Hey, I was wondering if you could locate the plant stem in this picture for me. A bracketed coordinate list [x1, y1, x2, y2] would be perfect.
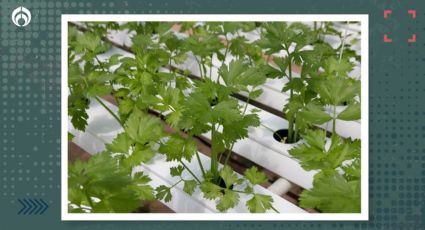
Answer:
[84, 191, 94, 208]
[271, 205, 280, 213]
[180, 160, 201, 184]
[170, 179, 184, 189]
[223, 143, 235, 167]
[216, 35, 229, 84]
[201, 57, 207, 80]
[242, 91, 251, 115]
[195, 151, 206, 178]
[232, 189, 250, 194]
[194, 56, 204, 79]
[330, 22, 349, 136]
[224, 91, 251, 166]
[95, 56, 106, 70]
[332, 105, 337, 135]
[94, 96, 122, 125]
[338, 24, 348, 63]
[260, 123, 275, 133]
[95, 56, 120, 104]
[288, 58, 293, 96]
[287, 55, 295, 143]
[210, 124, 218, 178]
[209, 54, 213, 80]
[294, 125, 299, 143]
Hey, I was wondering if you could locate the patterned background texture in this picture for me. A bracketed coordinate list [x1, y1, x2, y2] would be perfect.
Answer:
[0, 0, 425, 229]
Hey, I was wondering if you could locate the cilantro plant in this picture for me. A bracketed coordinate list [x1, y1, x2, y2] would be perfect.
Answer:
[68, 22, 278, 213]
[68, 21, 362, 214]
[283, 22, 362, 213]
[68, 152, 155, 213]
[257, 22, 326, 143]
[154, 22, 277, 212]
[67, 25, 160, 213]
[288, 130, 361, 213]
[257, 22, 360, 143]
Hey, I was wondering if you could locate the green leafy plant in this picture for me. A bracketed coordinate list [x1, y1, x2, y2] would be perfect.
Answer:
[68, 21, 362, 214]
[152, 22, 276, 212]
[68, 152, 155, 213]
[289, 130, 361, 213]
[68, 22, 280, 213]
[257, 22, 326, 143]
[282, 22, 362, 213]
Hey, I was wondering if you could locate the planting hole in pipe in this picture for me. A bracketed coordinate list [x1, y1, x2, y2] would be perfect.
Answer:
[209, 97, 219, 107]
[218, 176, 234, 194]
[273, 129, 300, 144]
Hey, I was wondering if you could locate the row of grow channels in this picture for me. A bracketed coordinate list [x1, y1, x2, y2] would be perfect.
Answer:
[68, 21, 361, 213]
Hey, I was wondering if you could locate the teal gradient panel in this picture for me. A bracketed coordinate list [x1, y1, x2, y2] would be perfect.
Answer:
[1, 0, 425, 229]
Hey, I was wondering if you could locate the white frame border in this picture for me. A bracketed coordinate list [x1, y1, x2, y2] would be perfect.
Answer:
[61, 14, 369, 221]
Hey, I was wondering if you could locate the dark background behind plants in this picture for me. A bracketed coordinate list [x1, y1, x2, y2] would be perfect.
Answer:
[0, 0, 424, 229]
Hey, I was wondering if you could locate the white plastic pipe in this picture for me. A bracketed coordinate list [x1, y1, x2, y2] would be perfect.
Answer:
[267, 178, 292, 196]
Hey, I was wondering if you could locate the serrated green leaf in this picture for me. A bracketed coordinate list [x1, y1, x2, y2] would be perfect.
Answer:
[289, 129, 360, 171]
[132, 184, 155, 201]
[324, 57, 354, 77]
[299, 175, 360, 213]
[297, 101, 332, 125]
[212, 100, 242, 123]
[118, 99, 135, 117]
[311, 78, 360, 106]
[219, 166, 239, 188]
[124, 109, 164, 145]
[282, 78, 304, 92]
[106, 132, 133, 154]
[288, 130, 327, 171]
[246, 194, 273, 213]
[159, 135, 197, 162]
[250, 89, 263, 99]
[327, 137, 360, 168]
[342, 159, 361, 180]
[273, 57, 290, 73]
[86, 85, 112, 97]
[244, 167, 268, 185]
[170, 165, 185, 177]
[76, 32, 104, 52]
[123, 144, 155, 167]
[155, 185, 172, 202]
[183, 180, 197, 195]
[219, 59, 266, 90]
[68, 91, 90, 131]
[289, 142, 326, 171]
[244, 185, 253, 194]
[87, 73, 117, 84]
[68, 152, 154, 213]
[166, 109, 183, 128]
[217, 189, 239, 212]
[106, 190, 141, 213]
[337, 103, 360, 121]
[200, 182, 222, 200]
[221, 113, 260, 145]
[133, 171, 152, 184]
[303, 129, 327, 151]
[181, 92, 213, 134]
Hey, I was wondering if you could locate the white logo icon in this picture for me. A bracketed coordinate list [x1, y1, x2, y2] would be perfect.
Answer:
[11, 6, 31, 27]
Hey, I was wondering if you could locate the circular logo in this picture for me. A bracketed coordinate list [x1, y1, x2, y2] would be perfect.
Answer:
[11, 6, 31, 27]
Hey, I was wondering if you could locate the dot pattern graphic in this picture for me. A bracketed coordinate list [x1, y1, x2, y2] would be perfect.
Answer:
[0, 0, 425, 229]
